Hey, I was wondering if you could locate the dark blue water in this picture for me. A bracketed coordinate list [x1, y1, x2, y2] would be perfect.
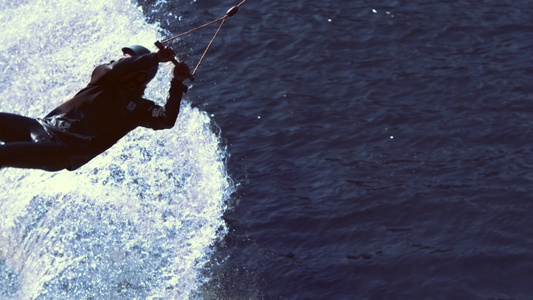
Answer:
[161, 0, 533, 299]
[2, 0, 533, 298]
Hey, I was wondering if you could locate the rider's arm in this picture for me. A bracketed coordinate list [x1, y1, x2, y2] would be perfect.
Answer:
[141, 78, 188, 130]
[141, 62, 190, 129]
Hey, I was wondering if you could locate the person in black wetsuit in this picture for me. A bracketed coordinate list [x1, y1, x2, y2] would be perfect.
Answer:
[0, 45, 191, 171]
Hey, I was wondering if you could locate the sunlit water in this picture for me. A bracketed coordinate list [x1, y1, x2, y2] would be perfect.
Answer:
[0, 0, 233, 298]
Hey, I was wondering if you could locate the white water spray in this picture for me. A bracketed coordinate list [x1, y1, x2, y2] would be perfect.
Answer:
[0, 0, 233, 298]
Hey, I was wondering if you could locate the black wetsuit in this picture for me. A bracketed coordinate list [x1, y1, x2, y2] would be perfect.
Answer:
[0, 53, 186, 171]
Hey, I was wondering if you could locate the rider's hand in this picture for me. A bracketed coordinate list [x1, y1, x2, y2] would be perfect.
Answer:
[173, 61, 191, 82]
[156, 46, 176, 63]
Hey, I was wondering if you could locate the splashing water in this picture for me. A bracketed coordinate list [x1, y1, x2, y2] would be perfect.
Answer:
[0, 0, 233, 298]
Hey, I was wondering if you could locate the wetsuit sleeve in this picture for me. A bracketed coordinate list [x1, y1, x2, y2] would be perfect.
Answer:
[141, 78, 188, 130]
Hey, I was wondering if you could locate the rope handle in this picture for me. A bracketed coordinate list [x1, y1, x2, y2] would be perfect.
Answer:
[154, 41, 195, 81]
[156, 0, 247, 78]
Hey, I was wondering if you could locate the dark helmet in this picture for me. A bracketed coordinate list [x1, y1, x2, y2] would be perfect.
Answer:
[121, 45, 158, 84]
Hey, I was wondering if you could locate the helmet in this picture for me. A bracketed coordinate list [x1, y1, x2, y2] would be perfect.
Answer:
[122, 45, 151, 56]
[122, 45, 158, 84]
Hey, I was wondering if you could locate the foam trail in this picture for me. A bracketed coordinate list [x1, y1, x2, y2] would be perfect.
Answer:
[0, 0, 233, 298]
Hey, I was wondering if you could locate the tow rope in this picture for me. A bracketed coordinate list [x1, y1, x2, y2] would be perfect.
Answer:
[155, 0, 248, 81]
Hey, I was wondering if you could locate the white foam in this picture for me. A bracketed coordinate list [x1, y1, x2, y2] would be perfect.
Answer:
[0, 0, 232, 298]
